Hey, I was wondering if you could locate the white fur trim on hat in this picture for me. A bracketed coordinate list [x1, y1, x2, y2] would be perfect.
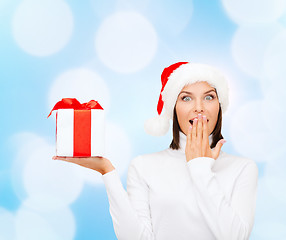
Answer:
[144, 113, 170, 136]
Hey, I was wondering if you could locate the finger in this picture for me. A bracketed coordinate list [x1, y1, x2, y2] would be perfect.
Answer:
[202, 115, 209, 149]
[192, 118, 198, 141]
[212, 139, 226, 159]
[187, 124, 192, 146]
[185, 124, 193, 161]
[197, 114, 203, 145]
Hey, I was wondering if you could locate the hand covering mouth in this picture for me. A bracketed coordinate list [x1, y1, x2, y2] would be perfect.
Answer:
[189, 119, 209, 125]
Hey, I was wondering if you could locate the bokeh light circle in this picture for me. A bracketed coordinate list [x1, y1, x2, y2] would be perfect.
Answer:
[147, 0, 193, 36]
[12, 0, 73, 56]
[229, 100, 284, 162]
[23, 144, 84, 205]
[263, 30, 286, 82]
[263, 153, 286, 203]
[15, 203, 75, 240]
[231, 23, 284, 78]
[252, 221, 286, 240]
[11, 132, 48, 200]
[0, 208, 15, 240]
[11, 132, 84, 205]
[95, 11, 158, 73]
[48, 68, 110, 113]
[222, 0, 286, 24]
[260, 88, 286, 138]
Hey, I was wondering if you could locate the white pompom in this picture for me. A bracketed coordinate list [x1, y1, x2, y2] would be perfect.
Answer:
[144, 114, 170, 136]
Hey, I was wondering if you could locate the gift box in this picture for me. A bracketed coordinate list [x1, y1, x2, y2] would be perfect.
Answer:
[48, 98, 105, 157]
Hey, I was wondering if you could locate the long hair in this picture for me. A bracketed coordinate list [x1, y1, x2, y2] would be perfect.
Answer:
[169, 104, 224, 150]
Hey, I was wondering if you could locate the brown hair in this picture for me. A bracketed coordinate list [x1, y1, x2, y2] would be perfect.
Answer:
[169, 104, 224, 150]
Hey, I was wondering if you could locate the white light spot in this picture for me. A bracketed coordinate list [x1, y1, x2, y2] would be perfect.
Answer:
[147, 0, 193, 36]
[15, 203, 75, 240]
[95, 11, 158, 73]
[254, 177, 286, 240]
[279, 11, 286, 28]
[89, 0, 116, 19]
[222, 0, 286, 24]
[22, 194, 69, 212]
[0, 208, 15, 240]
[12, 0, 73, 56]
[16, 209, 59, 240]
[249, 161, 286, 239]
[261, 89, 286, 138]
[11, 132, 48, 200]
[263, 30, 286, 83]
[229, 100, 284, 162]
[261, 31, 286, 134]
[231, 23, 284, 78]
[11, 132, 84, 205]
[252, 221, 286, 240]
[263, 154, 286, 203]
[254, 178, 272, 220]
[48, 68, 110, 114]
[23, 145, 84, 205]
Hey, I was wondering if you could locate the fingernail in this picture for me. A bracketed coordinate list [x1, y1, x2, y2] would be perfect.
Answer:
[221, 140, 226, 144]
[198, 114, 202, 119]
[194, 118, 198, 122]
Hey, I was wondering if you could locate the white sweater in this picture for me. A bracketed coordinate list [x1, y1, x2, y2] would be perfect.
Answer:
[102, 132, 258, 240]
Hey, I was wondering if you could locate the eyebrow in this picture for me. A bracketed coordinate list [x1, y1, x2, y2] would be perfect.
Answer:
[179, 89, 216, 95]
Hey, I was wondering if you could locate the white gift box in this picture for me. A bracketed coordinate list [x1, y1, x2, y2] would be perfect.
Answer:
[56, 109, 105, 157]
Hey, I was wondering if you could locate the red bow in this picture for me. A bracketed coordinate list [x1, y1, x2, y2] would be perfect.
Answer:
[47, 98, 103, 118]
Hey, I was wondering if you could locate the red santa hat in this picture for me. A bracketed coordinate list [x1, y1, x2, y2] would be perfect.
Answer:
[144, 62, 229, 136]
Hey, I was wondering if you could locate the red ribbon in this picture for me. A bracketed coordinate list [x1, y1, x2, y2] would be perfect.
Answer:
[73, 110, 91, 156]
[47, 98, 103, 118]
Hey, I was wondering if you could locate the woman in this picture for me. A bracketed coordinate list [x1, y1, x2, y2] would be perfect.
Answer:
[54, 62, 258, 240]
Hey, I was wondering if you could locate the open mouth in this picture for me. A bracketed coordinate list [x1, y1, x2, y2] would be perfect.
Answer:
[189, 119, 209, 125]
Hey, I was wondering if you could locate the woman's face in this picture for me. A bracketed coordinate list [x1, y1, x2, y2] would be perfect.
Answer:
[175, 81, 220, 136]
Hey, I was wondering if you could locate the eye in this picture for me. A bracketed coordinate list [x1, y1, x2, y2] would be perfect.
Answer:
[205, 94, 215, 100]
[182, 96, 191, 102]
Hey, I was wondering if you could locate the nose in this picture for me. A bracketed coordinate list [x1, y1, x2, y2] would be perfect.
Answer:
[194, 100, 204, 113]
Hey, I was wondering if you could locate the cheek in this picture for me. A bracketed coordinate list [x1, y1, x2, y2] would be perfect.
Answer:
[175, 104, 188, 129]
[209, 109, 219, 128]
[175, 104, 187, 121]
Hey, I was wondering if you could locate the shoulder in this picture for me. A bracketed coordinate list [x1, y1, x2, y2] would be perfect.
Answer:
[217, 151, 258, 174]
[219, 151, 255, 164]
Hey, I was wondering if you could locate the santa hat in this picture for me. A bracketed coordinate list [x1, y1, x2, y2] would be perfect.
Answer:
[144, 62, 229, 136]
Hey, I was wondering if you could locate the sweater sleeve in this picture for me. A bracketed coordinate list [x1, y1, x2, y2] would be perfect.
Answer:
[187, 157, 258, 240]
[101, 157, 155, 240]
